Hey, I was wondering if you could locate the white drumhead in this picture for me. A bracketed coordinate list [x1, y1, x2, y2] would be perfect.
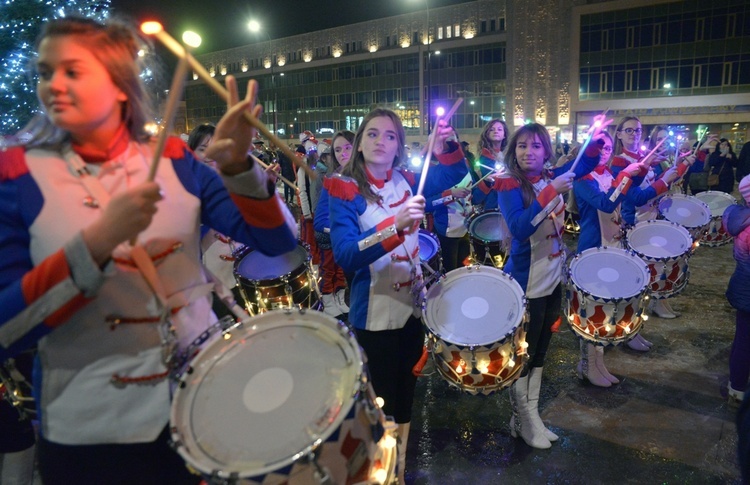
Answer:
[569, 247, 649, 299]
[658, 194, 711, 229]
[423, 266, 525, 346]
[694, 191, 737, 218]
[626, 220, 692, 259]
[418, 229, 440, 261]
[236, 244, 308, 281]
[469, 211, 507, 243]
[171, 310, 362, 478]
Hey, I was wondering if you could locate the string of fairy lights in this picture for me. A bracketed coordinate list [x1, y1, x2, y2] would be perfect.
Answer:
[0, 0, 110, 134]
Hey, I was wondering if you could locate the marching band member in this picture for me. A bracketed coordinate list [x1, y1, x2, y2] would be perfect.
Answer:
[471, 118, 509, 211]
[328, 108, 467, 484]
[0, 16, 296, 483]
[494, 118, 610, 449]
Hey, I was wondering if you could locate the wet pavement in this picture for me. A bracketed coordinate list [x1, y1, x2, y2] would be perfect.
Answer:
[403, 230, 742, 484]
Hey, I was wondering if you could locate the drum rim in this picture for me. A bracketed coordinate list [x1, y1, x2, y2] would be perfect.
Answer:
[233, 242, 311, 284]
[568, 246, 650, 301]
[657, 194, 711, 229]
[694, 190, 738, 217]
[418, 229, 440, 260]
[170, 310, 364, 478]
[423, 265, 526, 347]
[626, 220, 693, 261]
[467, 210, 506, 243]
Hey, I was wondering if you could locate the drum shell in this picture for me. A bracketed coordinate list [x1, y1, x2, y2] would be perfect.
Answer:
[564, 247, 649, 346]
[418, 229, 443, 290]
[422, 265, 528, 395]
[170, 310, 396, 484]
[695, 191, 737, 247]
[465, 209, 510, 269]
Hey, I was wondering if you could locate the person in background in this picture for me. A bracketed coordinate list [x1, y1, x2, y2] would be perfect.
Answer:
[297, 135, 322, 266]
[328, 108, 467, 484]
[707, 138, 737, 194]
[493, 117, 611, 449]
[472, 118, 509, 211]
[686, 134, 718, 196]
[0, 16, 297, 483]
[737, 142, 750, 188]
[275, 139, 297, 205]
[723, 175, 750, 407]
[314, 130, 355, 317]
[187, 123, 215, 169]
[646, 125, 671, 178]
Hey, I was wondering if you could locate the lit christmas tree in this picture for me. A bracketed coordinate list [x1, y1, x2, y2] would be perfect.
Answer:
[0, 0, 110, 135]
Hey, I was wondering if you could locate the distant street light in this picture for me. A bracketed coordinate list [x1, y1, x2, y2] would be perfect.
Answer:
[247, 18, 278, 136]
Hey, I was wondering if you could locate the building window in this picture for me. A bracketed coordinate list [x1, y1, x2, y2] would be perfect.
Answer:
[650, 68, 660, 90]
[481, 20, 487, 33]
[600, 72, 609, 93]
[625, 70, 634, 92]
[455, 24, 460, 37]
[447, 25, 452, 38]
[626, 27, 635, 49]
[695, 18, 705, 41]
[727, 14, 737, 38]
[653, 24, 662, 46]
[499, 18, 505, 31]
[692, 65, 702, 88]
[438, 26, 443, 40]
[601, 29, 609, 51]
[723, 62, 733, 86]
[490, 19, 496, 32]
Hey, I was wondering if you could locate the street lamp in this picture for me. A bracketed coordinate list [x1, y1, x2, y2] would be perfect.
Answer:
[411, 0, 431, 135]
[248, 19, 277, 136]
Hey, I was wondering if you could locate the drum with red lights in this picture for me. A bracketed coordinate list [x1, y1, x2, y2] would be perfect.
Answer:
[170, 310, 397, 484]
[421, 265, 528, 395]
[694, 191, 737, 247]
[625, 220, 693, 299]
[465, 209, 510, 269]
[565, 247, 650, 346]
[657, 193, 711, 242]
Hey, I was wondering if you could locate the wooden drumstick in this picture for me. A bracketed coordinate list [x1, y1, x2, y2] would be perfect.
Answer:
[141, 21, 316, 180]
[416, 98, 464, 197]
[248, 153, 299, 194]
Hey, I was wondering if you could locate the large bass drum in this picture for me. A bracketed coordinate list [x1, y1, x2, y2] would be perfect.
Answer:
[171, 310, 397, 484]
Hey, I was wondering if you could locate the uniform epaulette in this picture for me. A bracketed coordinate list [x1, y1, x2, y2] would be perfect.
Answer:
[0, 146, 29, 181]
[397, 168, 417, 186]
[327, 173, 360, 200]
[581, 173, 596, 182]
[493, 174, 520, 192]
[163, 136, 188, 159]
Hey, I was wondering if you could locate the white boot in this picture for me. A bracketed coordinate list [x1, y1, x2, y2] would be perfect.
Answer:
[650, 299, 677, 319]
[662, 299, 681, 317]
[627, 333, 650, 352]
[0, 445, 36, 485]
[396, 422, 411, 485]
[527, 367, 559, 441]
[334, 288, 350, 313]
[576, 342, 611, 387]
[509, 375, 552, 449]
[594, 346, 619, 384]
[320, 294, 341, 317]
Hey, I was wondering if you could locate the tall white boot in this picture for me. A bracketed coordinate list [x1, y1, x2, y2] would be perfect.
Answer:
[396, 422, 411, 485]
[509, 375, 551, 449]
[594, 346, 619, 384]
[320, 293, 341, 317]
[0, 445, 36, 485]
[627, 333, 651, 352]
[576, 341, 611, 387]
[334, 288, 349, 313]
[527, 367, 559, 442]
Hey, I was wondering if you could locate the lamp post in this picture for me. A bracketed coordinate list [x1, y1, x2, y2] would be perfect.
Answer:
[411, 0, 431, 136]
[248, 19, 277, 136]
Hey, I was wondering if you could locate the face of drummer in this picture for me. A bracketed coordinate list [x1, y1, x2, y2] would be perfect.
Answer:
[616, 119, 642, 152]
[515, 132, 547, 176]
[36, 35, 127, 146]
[599, 136, 614, 166]
[358, 116, 399, 175]
[333, 136, 353, 167]
[488, 121, 505, 144]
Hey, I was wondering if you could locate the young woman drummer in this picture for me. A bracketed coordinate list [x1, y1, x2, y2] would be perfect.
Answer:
[493, 117, 611, 449]
[0, 16, 297, 483]
[328, 108, 467, 483]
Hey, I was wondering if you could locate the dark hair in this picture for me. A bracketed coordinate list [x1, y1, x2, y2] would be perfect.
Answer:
[613, 116, 641, 156]
[23, 16, 154, 149]
[477, 119, 509, 155]
[342, 108, 406, 204]
[187, 124, 215, 151]
[295, 144, 307, 154]
[504, 123, 553, 207]
[719, 138, 735, 155]
[648, 125, 668, 150]
[330, 130, 355, 172]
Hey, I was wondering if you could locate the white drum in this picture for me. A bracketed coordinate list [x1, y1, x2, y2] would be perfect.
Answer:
[694, 191, 737, 247]
[171, 310, 397, 484]
[657, 193, 711, 242]
[422, 265, 527, 395]
[565, 247, 650, 346]
[625, 220, 693, 299]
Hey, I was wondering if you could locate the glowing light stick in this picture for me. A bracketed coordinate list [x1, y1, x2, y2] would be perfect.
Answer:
[567, 108, 609, 174]
[416, 98, 463, 196]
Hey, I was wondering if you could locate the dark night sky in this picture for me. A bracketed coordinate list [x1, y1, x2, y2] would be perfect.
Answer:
[109, 0, 475, 53]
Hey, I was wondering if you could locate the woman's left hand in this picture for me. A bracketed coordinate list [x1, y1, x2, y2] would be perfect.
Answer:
[206, 76, 264, 176]
[432, 119, 454, 156]
[589, 113, 614, 143]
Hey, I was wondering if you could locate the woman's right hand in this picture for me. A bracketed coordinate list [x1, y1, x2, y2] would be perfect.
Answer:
[550, 172, 576, 195]
[82, 182, 162, 265]
[395, 196, 425, 232]
[623, 162, 645, 177]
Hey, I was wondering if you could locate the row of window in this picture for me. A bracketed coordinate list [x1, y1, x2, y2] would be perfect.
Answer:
[580, 60, 750, 93]
[581, 12, 746, 52]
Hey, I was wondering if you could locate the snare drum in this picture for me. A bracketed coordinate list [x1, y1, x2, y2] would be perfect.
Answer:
[234, 242, 318, 315]
[466, 209, 510, 269]
[418, 229, 443, 288]
[565, 247, 649, 346]
[694, 191, 737, 247]
[171, 310, 397, 484]
[422, 265, 528, 395]
[657, 194, 711, 242]
[626, 220, 693, 299]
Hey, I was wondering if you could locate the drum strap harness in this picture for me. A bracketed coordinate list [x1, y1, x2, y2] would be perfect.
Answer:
[64, 145, 183, 387]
